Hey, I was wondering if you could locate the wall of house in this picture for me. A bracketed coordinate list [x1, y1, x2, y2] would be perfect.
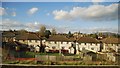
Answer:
[106, 53, 116, 62]
[17, 40, 28, 44]
[102, 43, 107, 52]
[28, 40, 41, 47]
[46, 41, 101, 54]
[111, 44, 118, 52]
[45, 41, 72, 52]
[78, 43, 100, 52]
[102, 43, 120, 52]
[17, 40, 41, 47]
[3, 37, 14, 42]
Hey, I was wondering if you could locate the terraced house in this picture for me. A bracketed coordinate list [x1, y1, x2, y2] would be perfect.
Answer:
[102, 37, 120, 53]
[45, 35, 102, 54]
[15, 32, 41, 47]
[45, 35, 73, 53]
[2, 31, 16, 42]
[77, 37, 101, 53]
[2, 31, 120, 55]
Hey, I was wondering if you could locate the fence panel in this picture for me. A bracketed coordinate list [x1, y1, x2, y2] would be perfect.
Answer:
[35, 55, 49, 62]
[49, 56, 57, 62]
[35, 55, 82, 62]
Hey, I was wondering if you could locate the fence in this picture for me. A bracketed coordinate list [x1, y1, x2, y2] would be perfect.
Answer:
[35, 55, 82, 63]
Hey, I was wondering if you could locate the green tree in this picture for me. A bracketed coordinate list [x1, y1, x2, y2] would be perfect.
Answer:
[118, 34, 120, 38]
[98, 32, 103, 37]
[90, 33, 98, 39]
[67, 31, 72, 38]
[45, 30, 51, 38]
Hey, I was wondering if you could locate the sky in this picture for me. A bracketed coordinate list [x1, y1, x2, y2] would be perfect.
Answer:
[0, 0, 119, 34]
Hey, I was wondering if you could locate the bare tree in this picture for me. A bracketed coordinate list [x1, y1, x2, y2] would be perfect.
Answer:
[39, 25, 46, 53]
[18, 29, 28, 35]
[51, 28, 56, 35]
[39, 25, 46, 37]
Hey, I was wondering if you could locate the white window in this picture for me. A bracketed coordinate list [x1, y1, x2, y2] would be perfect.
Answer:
[63, 42, 66, 44]
[50, 41, 54, 44]
[81, 43, 84, 45]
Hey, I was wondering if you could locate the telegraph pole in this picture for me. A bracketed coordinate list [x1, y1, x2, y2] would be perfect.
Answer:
[59, 42, 61, 55]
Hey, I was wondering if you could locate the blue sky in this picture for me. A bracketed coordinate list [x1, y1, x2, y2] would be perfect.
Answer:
[2, 0, 120, 2]
[0, 2, 119, 34]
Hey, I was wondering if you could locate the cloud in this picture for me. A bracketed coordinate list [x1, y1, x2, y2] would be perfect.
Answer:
[53, 10, 72, 21]
[0, 7, 6, 16]
[52, 25, 118, 34]
[11, 11, 16, 17]
[1, 19, 24, 30]
[85, 27, 118, 33]
[0, 19, 55, 32]
[25, 21, 41, 31]
[1, 19, 40, 31]
[92, 0, 104, 5]
[1, 18, 118, 34]
[0, 18, 68, 33]
[46, 13, 50, 16]
[0, 7, 17, 16]
[92, 0, 104, 2]
[53, 3, 118, 21]
[28, 7, 39, 15]
[61, 26, 118, 34]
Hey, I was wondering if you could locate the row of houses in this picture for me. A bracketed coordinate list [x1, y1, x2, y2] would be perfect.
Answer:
[2, 31, 120, 54]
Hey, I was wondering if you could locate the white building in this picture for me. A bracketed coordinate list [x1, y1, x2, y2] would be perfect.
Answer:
[102, 37, 120, 52]
[2, 31, 16, 42]
[45, 35, 101, 54]
[45, 35, 73, 53]
[106, 53, 120, 62]
[15, 32, 41, 47]
[77, 37, 100, 53]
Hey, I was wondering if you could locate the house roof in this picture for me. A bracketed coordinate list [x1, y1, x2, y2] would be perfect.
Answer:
[2, 31, 15, 37]
[77, 37, 99, 43]
[16, 33, 40, 40]
[69, 37, 76, 42]
[102, 37, 120, 44]
[27, 33, 40, 40]
[47, 35, 71, 42]
[5, 41, 28, 48]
